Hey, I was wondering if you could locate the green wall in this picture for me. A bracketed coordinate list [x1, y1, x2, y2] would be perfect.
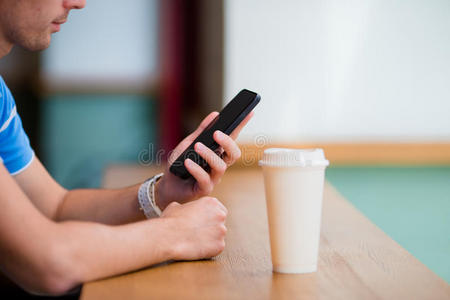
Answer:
[326, 166, 450, 283]
[41, 95, 157, 189]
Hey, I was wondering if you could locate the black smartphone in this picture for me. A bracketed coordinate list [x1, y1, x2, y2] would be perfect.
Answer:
[169, 89, 261, 179]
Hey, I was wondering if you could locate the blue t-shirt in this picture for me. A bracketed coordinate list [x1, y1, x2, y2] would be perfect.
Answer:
[0, 76, 34, 175]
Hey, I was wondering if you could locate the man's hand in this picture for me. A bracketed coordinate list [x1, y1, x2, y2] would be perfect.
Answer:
[161, 197, 228, 260]
[155, 111, 254, 210]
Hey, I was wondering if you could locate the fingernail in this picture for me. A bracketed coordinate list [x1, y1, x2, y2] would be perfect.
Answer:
[196, 142, 206, 151]
[215, 130, 224, 139]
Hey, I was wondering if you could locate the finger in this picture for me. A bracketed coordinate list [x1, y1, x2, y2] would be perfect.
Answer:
[184, 158, 213, 195]
[214, 198, 228, 215]
[204, 197, 228, 215]
[168, 111, 219, 164]
[194, 142, 227, 183]
[229, 111, 254, 140]
[167, 138, 193, 164]
[213, 131, 241, 166]
[188, 111, 219, 140]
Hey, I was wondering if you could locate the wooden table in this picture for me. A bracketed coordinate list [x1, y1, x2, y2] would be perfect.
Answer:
[81, 166, 450, 300]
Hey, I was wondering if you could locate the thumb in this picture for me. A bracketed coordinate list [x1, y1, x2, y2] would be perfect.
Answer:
[161, 201, 181, 217]
[167, 111, 219, 164]
[167, 201, 181, 208]
[189, 111, 219, 139]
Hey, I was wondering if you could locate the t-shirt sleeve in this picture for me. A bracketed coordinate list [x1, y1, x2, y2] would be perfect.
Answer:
[0, 76, 34, 175]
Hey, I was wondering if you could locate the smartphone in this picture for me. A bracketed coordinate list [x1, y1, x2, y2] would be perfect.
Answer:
[169, 89, 261, 179]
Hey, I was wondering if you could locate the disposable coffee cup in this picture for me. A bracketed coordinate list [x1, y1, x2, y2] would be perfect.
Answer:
[259, 148, 329, 274]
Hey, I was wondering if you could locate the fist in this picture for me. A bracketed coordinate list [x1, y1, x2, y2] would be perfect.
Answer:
[161, 197, 228, 261]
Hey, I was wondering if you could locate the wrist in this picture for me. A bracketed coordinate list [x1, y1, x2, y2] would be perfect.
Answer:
[154, 177, 169, 211]
[160, 217, 184, 260]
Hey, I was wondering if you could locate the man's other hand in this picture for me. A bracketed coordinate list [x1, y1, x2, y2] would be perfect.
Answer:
[161, 197, 228, 260]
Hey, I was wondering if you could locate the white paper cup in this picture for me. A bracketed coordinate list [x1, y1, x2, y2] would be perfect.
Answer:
[259, 148, 329, 274]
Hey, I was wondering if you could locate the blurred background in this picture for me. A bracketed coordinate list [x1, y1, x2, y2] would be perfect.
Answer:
[0, 0, 449, 288]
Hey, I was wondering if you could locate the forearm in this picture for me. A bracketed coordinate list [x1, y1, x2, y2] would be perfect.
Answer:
[57, 218, 177, 288]
[56, 185, 145, 225]
[8, 218, 178, 295]
[2, 162, 179, 296]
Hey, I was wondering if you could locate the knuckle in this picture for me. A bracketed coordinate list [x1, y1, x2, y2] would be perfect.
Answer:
[219, 162, 227, 173]
[223, 133, 233, 142]
[205, 196, 218, 205]
[234, 148, 242, 160]
[220, 160, 228, 173]
[223, 206, 228, 215]
[220, 224, 227, 235]
[216, 210, 226, 221]
[218, 240, 226, 252]
[222, 208, 228, 217]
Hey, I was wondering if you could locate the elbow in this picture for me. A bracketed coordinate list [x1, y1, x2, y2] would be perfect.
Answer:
[19, 269, 80, 297]
[30, 271, 80, 297]
[22, 241, 83, 296]
[53, 189, 70, 222]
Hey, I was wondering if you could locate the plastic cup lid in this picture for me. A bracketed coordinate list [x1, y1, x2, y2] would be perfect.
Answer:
[258, 148, 329, 168]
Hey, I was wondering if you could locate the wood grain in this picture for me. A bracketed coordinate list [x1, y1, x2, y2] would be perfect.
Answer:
[81, 165, 450, 300]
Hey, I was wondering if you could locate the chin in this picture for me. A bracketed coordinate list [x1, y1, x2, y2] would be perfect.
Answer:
[20, 34, 51, 51]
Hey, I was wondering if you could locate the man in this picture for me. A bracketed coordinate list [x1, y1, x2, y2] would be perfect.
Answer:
[0, 0, 253, 296]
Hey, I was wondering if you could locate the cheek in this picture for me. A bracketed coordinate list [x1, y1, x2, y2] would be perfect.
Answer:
[17, 11, 46, 33]
[37, 11, 54, 31]
[17, 20, 49, 42]
[27, 3, 54, 31]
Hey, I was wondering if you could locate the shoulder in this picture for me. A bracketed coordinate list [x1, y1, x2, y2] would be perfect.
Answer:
[0, 75, 16, 131]
[0, 75, 34, 175]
